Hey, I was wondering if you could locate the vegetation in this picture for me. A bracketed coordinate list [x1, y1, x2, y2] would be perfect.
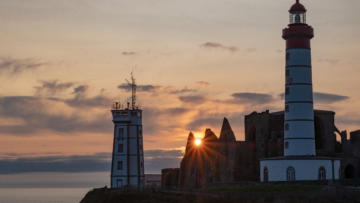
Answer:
[208, 184, 324, 192]
[81, 185, 360, 203]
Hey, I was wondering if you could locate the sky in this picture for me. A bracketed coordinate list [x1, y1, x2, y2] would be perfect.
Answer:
[0, 0, 359, 185]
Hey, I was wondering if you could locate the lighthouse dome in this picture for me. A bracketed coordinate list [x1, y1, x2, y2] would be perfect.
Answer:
[289, 0, 306, 13]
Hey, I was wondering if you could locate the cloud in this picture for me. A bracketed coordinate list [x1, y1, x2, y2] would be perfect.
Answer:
[187, 117, 222, 131]
[122, 51, 136, 56]
[196, 81, 210, 87]
[35, 80, 74, 96]
[142, 107, 191, 135]
[65, 95, 111, 108]
[317, 58, 340, 65]
[118, 84, 160, 92]
[0, 150, 183, 174]
[65, 85, 111, 108]
[314, 92, 349, 103]
[336, 117, 360, 126]
[200, 42, 238, 52]
[72, 85, 89, 94]
[0, 96, 112, 134]
[145, 149, 183, 159]
[178, 95, 207, 104]
[169, 87, 197, 94]
[0, 57, 46, 75]
[278, 92, 349, 104]
[186, 112, 245, 133]
[231, 92, 274, 104]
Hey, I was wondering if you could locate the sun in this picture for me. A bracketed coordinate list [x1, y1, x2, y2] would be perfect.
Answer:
[194, 139, 202, 146]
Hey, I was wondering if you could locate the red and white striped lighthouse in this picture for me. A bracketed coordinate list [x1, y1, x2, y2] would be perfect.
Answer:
[283, 0, 316, 156]
[259, 0, 341, 182]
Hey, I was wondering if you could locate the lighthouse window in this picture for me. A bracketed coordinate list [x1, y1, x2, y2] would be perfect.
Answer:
[290, 13, 306, 24]
[118, 144, 123, 153]
[117, 161, 123, 170]
[118, 128, 124, 140]
[286, 167, 296, 181]
[318, 167, 326, 181]
[285, 87, 290, 95]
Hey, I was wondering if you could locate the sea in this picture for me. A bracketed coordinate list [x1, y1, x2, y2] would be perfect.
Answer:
[0, 188, 90, 203]
[0, 172, 109, 203]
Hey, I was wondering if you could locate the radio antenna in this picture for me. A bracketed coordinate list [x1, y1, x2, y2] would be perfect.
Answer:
[125, 72, 136, 110]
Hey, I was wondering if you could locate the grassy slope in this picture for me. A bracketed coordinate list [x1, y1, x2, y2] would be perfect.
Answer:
[80, 185, 360, 203]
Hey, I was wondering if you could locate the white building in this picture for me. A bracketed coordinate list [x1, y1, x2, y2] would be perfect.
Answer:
[110, 76, 145, 188]
[260, 0, 340, 182]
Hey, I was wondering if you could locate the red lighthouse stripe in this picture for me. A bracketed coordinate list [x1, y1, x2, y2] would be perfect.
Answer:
[283, 24, 314, 49]
[286, 38, 311, 49]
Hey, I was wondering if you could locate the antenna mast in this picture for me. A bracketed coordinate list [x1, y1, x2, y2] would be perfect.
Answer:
[125, 72, 137, 110]
[130, 72, 136, 109]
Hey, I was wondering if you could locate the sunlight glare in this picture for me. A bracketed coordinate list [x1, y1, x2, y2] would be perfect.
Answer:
[195, 139, 202, 146]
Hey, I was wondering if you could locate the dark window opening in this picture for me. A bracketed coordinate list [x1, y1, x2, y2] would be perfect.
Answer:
[318, 167, 326, 181]
[117, 161, 123, 170]
[285, 105, 290, 112]
[287, 166, 296, 181]
[118, 128, 124, 140]
[264, 167, 269, 182]
[118, 144, 123, 153]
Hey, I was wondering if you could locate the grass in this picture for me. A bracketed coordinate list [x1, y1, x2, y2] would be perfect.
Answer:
[208, 184, 324, 193]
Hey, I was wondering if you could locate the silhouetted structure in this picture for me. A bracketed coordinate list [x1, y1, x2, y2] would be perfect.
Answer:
[111, 74, 145, 188]
[162, 111, 360, 189]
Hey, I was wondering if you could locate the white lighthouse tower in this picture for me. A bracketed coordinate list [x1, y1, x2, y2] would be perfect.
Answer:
[260, 0, 340, 182]
[111, 74, 145, 188]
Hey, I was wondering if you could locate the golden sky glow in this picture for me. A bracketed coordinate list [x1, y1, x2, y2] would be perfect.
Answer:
[0, 0, 359, 172]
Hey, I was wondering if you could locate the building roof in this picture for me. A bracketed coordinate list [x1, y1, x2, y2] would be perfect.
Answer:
[261, 156, 341, 161]
[246, 109, 335, 117]
[289, 0, 306, 13]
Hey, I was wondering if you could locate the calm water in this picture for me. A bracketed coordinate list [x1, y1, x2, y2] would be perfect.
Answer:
[0, 172, 109, 203]
[0, 188, 90, 203]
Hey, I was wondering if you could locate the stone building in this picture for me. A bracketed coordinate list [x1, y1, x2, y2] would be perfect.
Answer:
[161, 110, 360, 189]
